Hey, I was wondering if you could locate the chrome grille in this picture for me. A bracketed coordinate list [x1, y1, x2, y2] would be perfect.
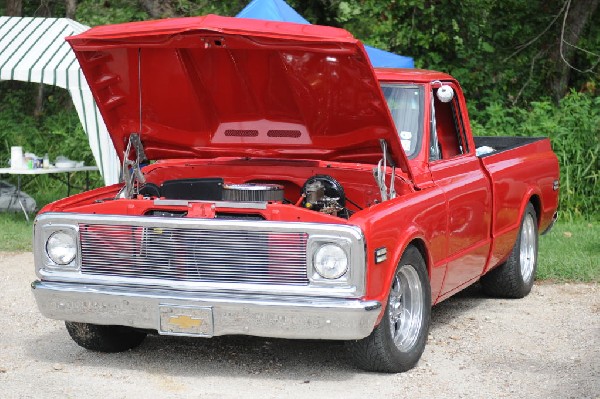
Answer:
[79, 224, 309, 285]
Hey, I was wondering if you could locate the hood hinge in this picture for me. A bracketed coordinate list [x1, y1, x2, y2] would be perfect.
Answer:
[120, 133, 147, 199]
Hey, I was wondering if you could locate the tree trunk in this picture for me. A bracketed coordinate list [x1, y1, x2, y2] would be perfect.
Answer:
[65, 0, 77, 19]
[5, 0, 22, 16]
[550, 0, 600, 101]
[138, 0, 176, 19]
[34, 84, 45, 118]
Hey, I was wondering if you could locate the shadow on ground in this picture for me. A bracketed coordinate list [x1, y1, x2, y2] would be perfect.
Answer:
[25, 283, 491, 380]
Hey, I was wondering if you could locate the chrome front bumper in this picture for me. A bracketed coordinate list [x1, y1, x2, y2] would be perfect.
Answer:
[31, 281, 382, 340]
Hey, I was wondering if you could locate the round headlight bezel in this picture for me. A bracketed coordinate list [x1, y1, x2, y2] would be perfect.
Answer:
[46, 230, 78, 266]
[313, 243, 349, 280]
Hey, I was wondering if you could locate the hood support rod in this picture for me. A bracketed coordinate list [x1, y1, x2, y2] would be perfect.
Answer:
[138, 48, 142, 134]
[373, 139, 396, 202]
[119, 49, 147, 199]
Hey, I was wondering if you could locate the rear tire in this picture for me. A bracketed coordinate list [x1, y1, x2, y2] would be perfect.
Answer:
[65, 322, 147, 353]
[346, 245, 431, 373]
[481, 202, 538, 298]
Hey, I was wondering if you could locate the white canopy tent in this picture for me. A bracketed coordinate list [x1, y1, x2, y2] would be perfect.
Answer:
[0, 16, 119, 185]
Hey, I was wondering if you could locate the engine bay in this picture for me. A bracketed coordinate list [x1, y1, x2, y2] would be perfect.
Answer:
[137, 173, 355, 219]
[84, 154, 414, 223]
[81, 134, 411, 222]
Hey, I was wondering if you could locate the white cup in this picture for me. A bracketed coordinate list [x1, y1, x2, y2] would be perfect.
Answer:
[10, 146, 23, 169]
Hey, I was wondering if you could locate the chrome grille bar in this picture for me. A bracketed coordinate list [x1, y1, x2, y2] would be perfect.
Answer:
[79, 224, 309, 285]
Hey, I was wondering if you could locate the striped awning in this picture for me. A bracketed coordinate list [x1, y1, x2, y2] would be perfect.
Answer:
[0, 16, 119, 185]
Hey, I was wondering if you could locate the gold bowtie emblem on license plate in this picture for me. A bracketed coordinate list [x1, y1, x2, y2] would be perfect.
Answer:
[159, 305, 214, 336]
[168, 315, 202, 329]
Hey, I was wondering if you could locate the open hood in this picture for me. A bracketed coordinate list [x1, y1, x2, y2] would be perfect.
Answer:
[67, 14, 412, 175]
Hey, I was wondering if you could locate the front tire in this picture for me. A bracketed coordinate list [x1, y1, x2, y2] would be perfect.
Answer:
[346, 245, 431, 373]
[481, 202, 538, 298]
[65, 322, 147, 353]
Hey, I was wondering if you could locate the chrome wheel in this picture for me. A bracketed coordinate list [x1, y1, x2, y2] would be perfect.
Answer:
[347, 246, 430, 373]
[519, 213, 536, 282]
[388, 264, 424, 352]
[481, 203, 538, 299]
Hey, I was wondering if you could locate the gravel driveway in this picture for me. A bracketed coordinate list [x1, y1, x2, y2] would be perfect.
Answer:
[1, 251, 598, 399]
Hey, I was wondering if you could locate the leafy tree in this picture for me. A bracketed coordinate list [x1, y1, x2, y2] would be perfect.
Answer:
[333, 0, 599, 106]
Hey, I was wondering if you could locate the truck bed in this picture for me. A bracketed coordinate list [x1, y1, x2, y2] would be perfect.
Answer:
[474, 136, 547, 157]
[474, 135, 559, 269]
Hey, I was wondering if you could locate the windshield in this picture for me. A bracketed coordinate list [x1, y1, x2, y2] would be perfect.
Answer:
[380, 84, 424, 158]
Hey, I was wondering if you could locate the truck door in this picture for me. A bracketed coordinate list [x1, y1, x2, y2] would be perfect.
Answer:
[428, 84, 492, 295]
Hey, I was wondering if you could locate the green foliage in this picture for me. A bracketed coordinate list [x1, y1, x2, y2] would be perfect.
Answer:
[0, 82, 103, 195]
[0, 84, 38, 152]
[471, 91, 600, 220]
[75, 0, 149, 26]
[0, 83, 94, 165]
[332, 0, 599, 106]
[75, 0, 245, 26]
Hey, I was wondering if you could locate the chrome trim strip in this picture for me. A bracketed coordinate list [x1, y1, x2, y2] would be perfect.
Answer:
[32, 281, 381, 340]
[153, 199, 268, 209]
[35, 212, 364, 236]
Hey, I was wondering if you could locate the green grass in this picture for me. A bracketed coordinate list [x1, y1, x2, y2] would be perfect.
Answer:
[0, 213, 597, 282]
[537, 219, 599, 282]
[0, 212, 33, 251]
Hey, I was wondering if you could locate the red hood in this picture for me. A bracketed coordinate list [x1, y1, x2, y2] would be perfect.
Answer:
[68, 15, 411, 175]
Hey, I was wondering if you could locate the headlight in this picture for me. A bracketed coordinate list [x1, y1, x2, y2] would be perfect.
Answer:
[314, 244, 348, 279]
[46, 231, 77, 265]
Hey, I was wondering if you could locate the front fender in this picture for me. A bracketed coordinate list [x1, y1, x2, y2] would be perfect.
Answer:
[351, 187, 447, 309]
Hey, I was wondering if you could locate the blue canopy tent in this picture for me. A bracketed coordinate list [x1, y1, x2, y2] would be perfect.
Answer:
[236, 0, 414, 68]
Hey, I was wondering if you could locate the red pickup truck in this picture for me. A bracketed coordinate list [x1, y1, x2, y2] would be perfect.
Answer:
[31, 15, 559, 373]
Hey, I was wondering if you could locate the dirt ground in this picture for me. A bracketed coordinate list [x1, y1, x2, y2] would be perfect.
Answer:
[1, 251, 598, 399]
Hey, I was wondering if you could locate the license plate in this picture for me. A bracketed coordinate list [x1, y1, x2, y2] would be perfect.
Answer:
[158, 305, 214, 337]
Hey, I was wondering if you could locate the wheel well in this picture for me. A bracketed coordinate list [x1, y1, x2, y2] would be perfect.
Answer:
[529, 195, 541, 225]
[408, 239, 430, 278]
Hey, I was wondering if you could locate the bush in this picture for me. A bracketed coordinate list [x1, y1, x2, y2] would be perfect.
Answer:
[471, 91, 600, 220]
[0, 83, 96, 165]
[0, 82, 103, 207]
